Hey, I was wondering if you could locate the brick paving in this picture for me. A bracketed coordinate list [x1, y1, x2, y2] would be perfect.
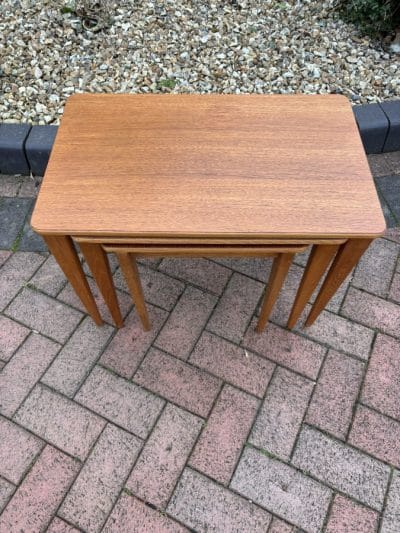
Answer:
[0, 155, 399, 532]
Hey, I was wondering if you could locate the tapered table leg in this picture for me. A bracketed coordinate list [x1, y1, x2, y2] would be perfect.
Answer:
[256, 253, 294, 333]
[287, 244, 340, 329]
[305, 238, 372, 327]
[116, 252, 151, 331]
[79, 242, 124, 328]
[43, 235, 102, 326]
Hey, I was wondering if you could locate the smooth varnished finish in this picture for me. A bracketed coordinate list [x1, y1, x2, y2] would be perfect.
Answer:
[32, 94, 385, 239]
[32, 94, 385, 331]
[43, 235, 103, 326]
[79, 242, 124, 328]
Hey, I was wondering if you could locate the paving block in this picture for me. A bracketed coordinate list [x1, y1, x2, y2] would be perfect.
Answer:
[0, 315, 29, 362]
[342, 287, 400, 339]
[100, 305, 167, 379]
[6, 287, 83, 343]
[390, 272, 400, 303]
[18, 201, 47, 252]
[190, 331, 274, 398]
[292, 426, 390, 510]
[103, 493, 189, 532]
[76, 365, 164, 438]
[168, 468, 272, 532]
[242, 319, 325, 380]
[368, 153, 392, 177]
[214, 257, 272, 282]
[381, 470, 400, 533]
[114, 264, 184, 311]
[325, 494, 379, 533]
[58, 275, 132, 326]
[376, 175, 400, 223]
[0, 175, 21, 196]
[30, 255, 67, 296]
[47, 517, 81, 532]
[384, 151, 400, 174]
[155, 286, 217, 359]
[352, 237, 399, 298]
[207, 272, 264, 343]
[268, 518, 295, 533]
[0, 252, 44, 310]
[42, 317, 113, 397]
[353, 103, 389, 154]
[362, 334, 400, 421]
[159, 257, 231, 295]
[0, 197, 33, 250]
[18, 175, 42, 197]
[134, 348, 221, 418]
[298, 307, 374, 360]
[0, 251, 11, 268]
[127, 404, 202, 507]
[0, 416, 43, 484]
[25, 125, 58, 176]
[230, 447, 331, 533]
[189, 384, 259, 485]
[0, 123, 31, 175]
[0, 333, 60, 417]
[249, 367, 314, 460]
[14, 384, 105, 460]
[59, 424, 142, 532]
[0, 478, 14, 514]
[0, 445, 79, 533]
[306, 350, 364, 439]
[349, 405, 400, 468]
[381, 100, 400, 153]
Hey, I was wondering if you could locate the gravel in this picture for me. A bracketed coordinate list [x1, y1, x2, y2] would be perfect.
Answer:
[1, 0, 399, 124]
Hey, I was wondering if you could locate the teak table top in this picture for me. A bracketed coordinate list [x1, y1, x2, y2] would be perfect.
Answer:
[32, 94, 385, 239]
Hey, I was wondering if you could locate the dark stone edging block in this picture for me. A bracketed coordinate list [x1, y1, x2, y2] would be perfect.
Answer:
[0, 123, 58, 176]
[0, 100, 398, 175]
[353, 101, 400, 154]
[0, 124, 31, 175]
[25, 125, 59, 177]
[380, 101, 400, 153]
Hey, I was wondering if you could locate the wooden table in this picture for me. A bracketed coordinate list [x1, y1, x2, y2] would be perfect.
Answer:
[31, 94, 385, 331]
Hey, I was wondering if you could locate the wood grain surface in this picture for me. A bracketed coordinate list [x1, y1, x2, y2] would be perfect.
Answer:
[32, 94, 385, 238]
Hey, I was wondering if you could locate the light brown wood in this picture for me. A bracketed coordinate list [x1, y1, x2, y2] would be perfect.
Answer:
[43, 235, 102, 326]
[102, 244, 308, 256]
[32, 94, 385, 240]
[32, 95, 385, 332]
[287, 244, 340, 329]
[256, 254, 294, 332]
[305, 238, 373, 327]
[116, 252, 150, 330]
[75, 236, 347, 246]
[79, 242, 123, 328]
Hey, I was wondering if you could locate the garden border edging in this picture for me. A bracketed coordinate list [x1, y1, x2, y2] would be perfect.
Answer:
[0, 101, 399, 176]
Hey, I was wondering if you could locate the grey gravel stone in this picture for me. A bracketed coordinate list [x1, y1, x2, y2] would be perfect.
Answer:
[1, 1, 398, 125]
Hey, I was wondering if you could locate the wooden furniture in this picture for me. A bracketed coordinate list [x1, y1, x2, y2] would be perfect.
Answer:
[32, 94, 385, 331]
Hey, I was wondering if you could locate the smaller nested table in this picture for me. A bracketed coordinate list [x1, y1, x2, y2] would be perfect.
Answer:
[31, 94, 385, 331]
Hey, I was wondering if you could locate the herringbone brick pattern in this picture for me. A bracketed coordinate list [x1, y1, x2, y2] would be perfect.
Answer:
[1, 160, 400, 532]
[0, 230, 399, 533]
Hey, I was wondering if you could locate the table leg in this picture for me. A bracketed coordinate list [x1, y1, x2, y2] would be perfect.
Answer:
[116, 252, 151, 331]
[43, 235, 103, 326]
[256, 253, 294, 333]
[305, 238, 373, 327]
[287, 244, 340, 329]
[79, 242, 124, 328]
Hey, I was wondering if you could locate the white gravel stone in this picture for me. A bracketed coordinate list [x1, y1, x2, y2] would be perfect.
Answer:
[0, 0, 399, 124]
